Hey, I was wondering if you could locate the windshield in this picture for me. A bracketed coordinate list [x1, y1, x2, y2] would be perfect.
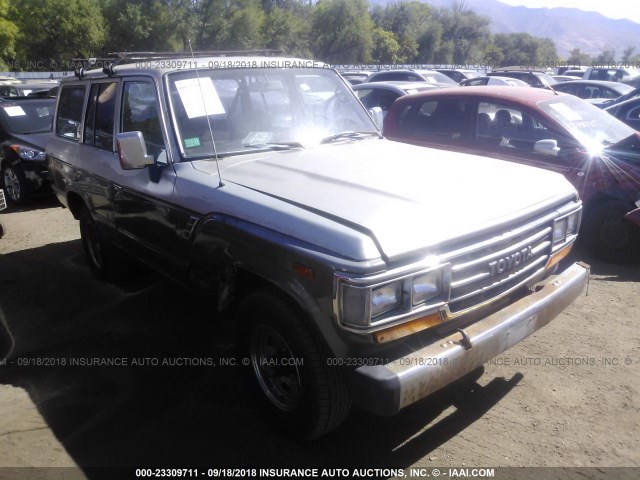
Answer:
[538, 94, 635, 148]
[0, 100, 55, 134]
[167, 68, 376, 159]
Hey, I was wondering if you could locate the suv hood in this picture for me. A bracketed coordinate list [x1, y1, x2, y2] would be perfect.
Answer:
[197, 140, 576, 261]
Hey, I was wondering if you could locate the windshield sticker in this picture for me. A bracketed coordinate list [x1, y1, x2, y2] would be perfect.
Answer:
[2, 106, 26, 117]
[175, 77, 225, 119]
[184, 137, 201, 148]
[36, 107, 51, 117]
[548, 103, 582, 122]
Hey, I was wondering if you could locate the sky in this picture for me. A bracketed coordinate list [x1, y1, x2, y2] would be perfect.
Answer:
[498, 0, 640, 25]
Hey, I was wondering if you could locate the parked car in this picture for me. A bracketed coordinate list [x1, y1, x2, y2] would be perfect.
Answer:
[47, 52, 588, 439]
[556, 67, 587, 77]
[0, 82, 58, 97]
[487, 69, 557, 89]
[353, 81, 438, 119]
[435, 68, 480, 83]
[460, 76, 529, 87]
[584, 67, 640, 86]
[0, 188, 5, 237]
[551, 75, 582, 83]
[600, 85, 640, 109]
[366, 69, 459, 88]
[604, 96, 640, 130]
[552, 80, 634, 107]
[0, 97, 55, 204]
[339, 71, 373, 86]
[384, 86, 640, 262]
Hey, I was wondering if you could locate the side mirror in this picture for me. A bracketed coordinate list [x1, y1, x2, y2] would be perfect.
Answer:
[116, 132, 155, 170]
[369, 106, 384, 131]
[533, 139, 560, 157]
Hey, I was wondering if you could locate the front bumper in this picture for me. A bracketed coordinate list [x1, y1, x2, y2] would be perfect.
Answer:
[349, 261, 590, 415]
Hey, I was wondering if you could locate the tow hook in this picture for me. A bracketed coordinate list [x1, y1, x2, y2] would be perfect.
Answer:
[456, 328, 473, 350]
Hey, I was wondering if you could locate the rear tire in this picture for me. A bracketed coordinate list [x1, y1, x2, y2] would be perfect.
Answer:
[237, 289, 351, 440]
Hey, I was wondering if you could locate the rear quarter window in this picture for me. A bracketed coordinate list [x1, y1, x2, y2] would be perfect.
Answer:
[56, 85, 86, 141]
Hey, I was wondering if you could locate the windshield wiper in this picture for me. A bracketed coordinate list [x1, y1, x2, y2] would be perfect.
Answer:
[243, 141, 305, 151]
[320, 131, 381, 144]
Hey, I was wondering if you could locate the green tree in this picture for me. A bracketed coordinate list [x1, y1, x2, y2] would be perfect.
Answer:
[372, 1, 436, 63]
[435, 2, 491, 65]
[566, 48, 591, 67]
[594, 49, 616, 65]
[371, 27, 401, 64]
[225, 5, 265, 49]
[102, 0, 184, 52]
[12, 0, 106, 68]
[622, 47, 636, 63]
[262, 6, 311, 57]
[0, 0, 19, 69]
[310, 0, 374, 63]
[493, 33, 558, 68]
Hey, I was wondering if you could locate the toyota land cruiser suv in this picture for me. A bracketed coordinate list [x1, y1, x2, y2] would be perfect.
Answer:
[47, 52, 589, 439]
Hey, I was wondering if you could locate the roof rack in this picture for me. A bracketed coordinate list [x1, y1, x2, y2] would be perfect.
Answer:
[103, 49, 284, 74]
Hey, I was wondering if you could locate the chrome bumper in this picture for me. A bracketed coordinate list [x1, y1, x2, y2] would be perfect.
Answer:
[350, 261, 590, 415]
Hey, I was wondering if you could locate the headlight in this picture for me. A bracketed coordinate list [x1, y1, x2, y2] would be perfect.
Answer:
[553, 210, 581, 245]
[338, 264, 449, 329]
[10, 144, 46, 161]
[371, 282, 401, 317]
[412, 270, 442, 306]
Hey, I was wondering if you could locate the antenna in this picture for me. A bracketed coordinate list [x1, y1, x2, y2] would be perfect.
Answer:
[188, 39, 224, 188]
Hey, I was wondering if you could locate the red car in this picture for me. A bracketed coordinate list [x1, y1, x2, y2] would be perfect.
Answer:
[384, 86, 640, 262]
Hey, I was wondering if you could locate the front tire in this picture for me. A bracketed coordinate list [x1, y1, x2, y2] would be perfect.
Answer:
[237, 289, 351, 440]
[79, 206, 131, 281]
[2, 164, 29, 205]
[583, 200, 640, 264]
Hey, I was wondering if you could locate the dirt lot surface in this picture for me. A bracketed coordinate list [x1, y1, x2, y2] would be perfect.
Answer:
[0, 197, 639, 479]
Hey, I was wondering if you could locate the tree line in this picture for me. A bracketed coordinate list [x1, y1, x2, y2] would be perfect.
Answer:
[1, 0, 638, 71]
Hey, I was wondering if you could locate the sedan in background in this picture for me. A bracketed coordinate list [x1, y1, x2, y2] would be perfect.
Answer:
[552, 80, 634, 107]
[353, 81, 439, 120]
[460, 76, 529, 87]
[384, 86, 640, 262]
[366, 69, 459, 88]
[605, 97, 640, 130]
[0, 97, 55, 204]
[339, 71, 374, 86]
[435, 68, 480, 83]
[487, 69, 557, 89]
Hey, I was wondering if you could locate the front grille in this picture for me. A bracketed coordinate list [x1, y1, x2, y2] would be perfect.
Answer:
[443, 214, 555, 313]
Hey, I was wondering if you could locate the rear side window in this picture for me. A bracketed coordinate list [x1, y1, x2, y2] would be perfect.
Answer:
[396, 99, 468, 140]
[56, 86, 86, 140]
[84, 82, 117, 151]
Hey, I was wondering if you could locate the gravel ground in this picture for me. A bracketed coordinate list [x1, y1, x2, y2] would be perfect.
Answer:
[0, 197, 638, 479]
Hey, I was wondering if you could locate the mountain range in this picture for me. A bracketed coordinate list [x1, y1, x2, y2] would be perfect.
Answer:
[372, 0, 640, 60]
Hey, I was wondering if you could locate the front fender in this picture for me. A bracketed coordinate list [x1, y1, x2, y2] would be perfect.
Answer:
[188, 213, 364, 358]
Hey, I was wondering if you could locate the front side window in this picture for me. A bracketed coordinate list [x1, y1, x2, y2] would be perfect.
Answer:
[121, 81, 165, 158]
[167, 67, 375, 159]
[56, 85, 86, 140]
[84, 82, 117, 151]
[477, 101, 558, 153]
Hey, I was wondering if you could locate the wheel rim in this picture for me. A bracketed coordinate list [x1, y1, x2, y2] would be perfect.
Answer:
[250, 325, 302, 412]
[3, 168, 21, 202]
